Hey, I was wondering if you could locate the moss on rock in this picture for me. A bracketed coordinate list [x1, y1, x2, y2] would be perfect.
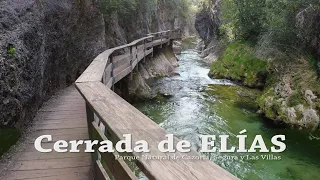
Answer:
[209, 41, 268, 88]
[257, 58, 320, 131]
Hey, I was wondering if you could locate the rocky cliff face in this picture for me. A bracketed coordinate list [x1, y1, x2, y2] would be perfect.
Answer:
[194, 0, 221, 63]
[194, 0, 220, 47]
[0, 0, 106, 128]
[0, 0, 184, 128]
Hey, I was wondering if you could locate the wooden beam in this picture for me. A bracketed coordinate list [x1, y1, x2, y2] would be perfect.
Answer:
[113, 67, 132, 84]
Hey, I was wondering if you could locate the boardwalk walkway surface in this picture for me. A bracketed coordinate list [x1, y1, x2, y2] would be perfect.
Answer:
[0, 85, 93, 180]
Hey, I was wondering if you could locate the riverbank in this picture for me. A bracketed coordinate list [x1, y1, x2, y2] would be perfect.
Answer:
[208, 41, 320, 131]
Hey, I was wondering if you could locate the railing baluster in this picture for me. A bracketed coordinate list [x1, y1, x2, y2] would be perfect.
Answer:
[109, 56, 114, 91]
[143, 39, 146, 63]
[160, 32, 163, 48]
[130, 46, 133, 81]
[86, 104, 103, 179]
[135, 44, 139, 71]
[151, 36, 154, 57]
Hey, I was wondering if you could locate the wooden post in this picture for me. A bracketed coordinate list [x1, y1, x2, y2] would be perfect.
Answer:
[143, 39, 146, 63]
[151, 36, 154, 58]
[86, 103, 100, 178]
[160, 33, 163, 48]
[110, 56, 115, 91]
[102, 69, 106, 85]
[167, 31, 171, 46]
[129, 46, 133, 81]
[135, 44, 139, 72]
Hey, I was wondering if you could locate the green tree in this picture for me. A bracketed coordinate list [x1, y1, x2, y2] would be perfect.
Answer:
[220, 0, 266, 42]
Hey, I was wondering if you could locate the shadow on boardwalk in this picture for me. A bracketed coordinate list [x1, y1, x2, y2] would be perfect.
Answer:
[0, 85, 93, 180]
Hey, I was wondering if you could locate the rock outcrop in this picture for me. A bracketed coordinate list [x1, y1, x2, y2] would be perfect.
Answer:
[127, 45, 179, 100]
[195, 0, 220, 46]
[194, 0, 221, 63]
[257, 60, 320, 131]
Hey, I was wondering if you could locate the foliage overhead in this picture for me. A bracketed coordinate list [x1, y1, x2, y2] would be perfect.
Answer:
[219, 0, 320, 58]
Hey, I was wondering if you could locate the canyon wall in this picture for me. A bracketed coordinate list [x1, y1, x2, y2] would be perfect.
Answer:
[0, 0, 185, 128]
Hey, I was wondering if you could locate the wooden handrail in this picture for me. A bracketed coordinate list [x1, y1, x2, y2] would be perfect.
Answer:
[75, 29, 237, 180]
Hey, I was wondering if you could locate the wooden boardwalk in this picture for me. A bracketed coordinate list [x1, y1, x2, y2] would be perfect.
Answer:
[1, 86, 93, 180]
[0, 29, 237, 180]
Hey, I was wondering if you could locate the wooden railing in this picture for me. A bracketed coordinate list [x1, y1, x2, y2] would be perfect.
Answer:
[75, 29, 237, 180]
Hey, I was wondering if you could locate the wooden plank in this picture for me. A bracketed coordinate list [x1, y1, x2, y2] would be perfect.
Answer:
[113, 66, 131, 84]
[113, 58, 130, 70]
[137, 52, 145, 62]
[12, 157, 91, 171]
[113, 53, 130, 62]
[75, 82, 237, 180]
[32, 128, 88, 136]
[113, 54, 130, 69]
[37, 113, 86, 121]
[132, 59, 138, 69]
[95, 161, 111, 180]
[145, 48, 153, 57]
[152, 39, 167, 46]
[113, 62, 130, 76]
[39, 108, 86, 112]
[91, 122, 137, 180]
[37, 119, 87, 125]
[10, 173, 91, 180]
[38, 117, 87, 122]
[5, 167, 92, 180]
[24, 142, 87, 152]
[103, 64, 113, 85]
[28, 133, 89, 143]
[145, 42, 154, 48]
[17, 151, 89, 161]
[35, 121, 88, 130]
[106, 78, 113, 88]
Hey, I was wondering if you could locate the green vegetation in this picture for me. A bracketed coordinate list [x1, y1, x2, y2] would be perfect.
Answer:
[205, 84, 262, 121]
[205, 0, 320, 130]
[97, 0, 193, 31]
[220, 0, 266, 42]
[7, 46, 16, 57]
[0, 129, 20, 157]
[210, 41, 267, 87]
[219, 0, 320, 58]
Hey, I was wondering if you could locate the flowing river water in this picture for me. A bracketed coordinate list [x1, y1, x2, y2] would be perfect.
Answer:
[133, 47, 320, 179]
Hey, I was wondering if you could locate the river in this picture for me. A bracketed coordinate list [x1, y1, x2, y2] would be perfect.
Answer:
[133, 47, 320, 179]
